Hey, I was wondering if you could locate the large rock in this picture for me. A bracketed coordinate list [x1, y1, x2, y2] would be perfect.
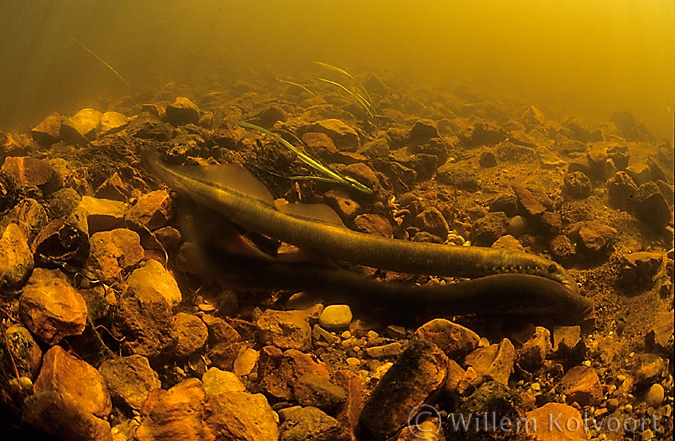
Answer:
[99, 355, 160, 411]
[19, 269, 87, 344]
[35, 345, 112, 418]
[87, 228, 144, 284]
[634, 182, 672, 230]
[526, 402, 587, 441]
[258, 346, 330, 401]
[280, 406, 348, 441]
[558, 365, 603, 406]
[0, 223, 34, 289]
[2, 323, 42, 380]
[256, 309, 312, 351]
[205, 390, 280, 441]
[127, 259, 182, 307]
[60, 108, 103, 145]
[413, 318, 480, 361]
[305, 119, 360, 151]
[1, 156, 54, 187]
[99, 111, 129, 135]
[31, 112, 62, 146]
[78, 196, 127, 234]
[165, 97, 200, 126]
[173, 312, 208, 358]
[464, 338, 516, 386]
[124, 189, 172, 231]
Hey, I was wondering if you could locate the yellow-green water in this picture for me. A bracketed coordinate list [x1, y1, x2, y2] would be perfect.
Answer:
[1, 0, 673, 140]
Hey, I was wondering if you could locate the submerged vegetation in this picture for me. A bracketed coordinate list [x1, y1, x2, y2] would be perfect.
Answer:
[314, 61, 376, 121]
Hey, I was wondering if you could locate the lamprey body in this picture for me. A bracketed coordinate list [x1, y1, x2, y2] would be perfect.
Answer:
[143, 149, 582, 297]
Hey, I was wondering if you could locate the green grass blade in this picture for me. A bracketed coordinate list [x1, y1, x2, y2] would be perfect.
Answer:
[276, 78, 316, 97]
[315, 77, 375, 120]
[313, 61, 374, 109]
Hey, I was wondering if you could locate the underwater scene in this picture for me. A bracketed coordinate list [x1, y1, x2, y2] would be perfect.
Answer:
[0, 1, 673, 440]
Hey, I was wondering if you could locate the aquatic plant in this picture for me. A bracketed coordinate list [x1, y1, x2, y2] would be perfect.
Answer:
[313, 61, 376, 120]
[276, 78, 316, 97]
[72, 38, 130, 88]
[224, 119, 373, 194]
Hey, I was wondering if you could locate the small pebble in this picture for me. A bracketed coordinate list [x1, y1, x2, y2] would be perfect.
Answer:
[346, 357, 360, 367]
[531, 383, 541, 391]
[625, 403, 633, 412]
[644, 384, 665, 408]
[318, 304, 353, 330]
[606, 398, 619, 412]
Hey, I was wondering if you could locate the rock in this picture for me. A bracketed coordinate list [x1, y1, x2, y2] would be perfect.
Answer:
[88, 228, 144, 284]
[333, 369, 363, 437]
[414, 318, 480, 361]
[258, 346, 330, 401]
[496, 142, 537, 162]
[99, 355, 161, 411]
[35, 345, 112, 417]
[318, 305, 353, 330]
[233, 348, 259, 376]
[202, 367, 245, 395]
[644, 383, 665, 407]
[116, 283, 176, 361]
[526, 402, 586, 441]
[634, 353, 665, 384]
[569, 221, 617, 255]
[31, 219, 89, 268]
[48, 187, 81, 219]
[359, 339, 448, 440]
[464, 338, 516, 386]
[606, 171, 638, 210]
[19, 270, 87, 344]
[512, 184, 546, 217]
[563, 171, 592, 199]
[507, 215, 529, 238]
[323, 189, 360, 221]
[634, 182, 672, 230]
[302, 131, 339, 159]
[294, 373, 347, 413]
[305, 119, 360, 151]
[645, 310, 674, 353]
[31, 112, 62, 146]
[23, 390, 112, 441]
[99, 111, 129, 135]
[436, 162, 479, 191]
[173, 312, 208, 358]
[354, 213, 393, 238]
[95, 172, 132, 202]
[124, 189, 173, 231]
[280, 406, 349, 441]
[466, 122, 507, 146]
[164, 97, 200, 126]
[492, 234, 526, 252]
[60, 108, 102, 145]
[78, 195, 127, 233]
[342, 162, 379, 190]
[256, 309, 312, 351]
[414, 207, 449, 238]
[549, 234, 576, 262]
[0, 223, 34, 289]
[517, 327, 551, 371]
[521, 105, 546, 126]
[2, 324, 42, 380]
[479, 150, 498, 167]
[619, 252, 663, 286]
[558, 365, 602, 406]
[625, 162, 652, 186]
[205, 390, 280, 441]
[408, 119, 440, 144]
[126, 112, 171, 141]
[471, 211, 509, 246]
[7, 198, 49, 243]
[254, 105, 287, 128]
[127, 259, 182, 307]
[1, 156, 54, 187]
[364, 342, 404, 359]
[538, 146, 567, 168]
[134, 378, 211, 441]
[489, 195, 519, 217]
[552, 326, 584, 359]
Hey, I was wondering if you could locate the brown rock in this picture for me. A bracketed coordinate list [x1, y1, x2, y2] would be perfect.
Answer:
[258, 346, 330, 401]
[359, 339, 449, 440]
[549, 234, 576, 262]
[634, 182, 672, 230]
[467, 122, 507, 146]
[619, 252, 663, 286]
[414, 318, 480, 361]
[607, 171, 638, 210]
[414, 207, 449, 238]
[464, 338, 516, 386]
[364, 342, 404, 359]
[354, 213, 393, 238]
[558, 365, 602, 406]
[497, 141, 537, 162]
[280, 406, 349, 441]
[173, 312, 208, 358]
[205, 390, 280, 441]
[443, 358, 467, 395]
[646, 310, 674, 353]
[634, 353, 665, 384]
[471, 211, 509, 246]
[78, 195, 127, 233]
[552, 326, 584, 359]
[563, 171, 592, 199]
[0, 223, 34, 289]
[436, 162, 479, 191]
[7, 197, 49, 243]
[129, 259, 182, 306]
[343, 162, 379, 190]
[294, 373, 347, 413]
[31, 218, 89, 267]
[134, 378, 212, 441]
[569, 221, 617, 254]
[324, 189, 360, 221]
[99, 355, 161, 411]
[202, 367, 245, 395]
[165, 97, 200, 126]
[94, 172, 132, 202]
[1, 156, 54, 187]
[306, 119, 360, 151]
[625, 162, 652, 186]
[256, 309, 312, 351]
[88, 228, 144, 284]
[409, 119, 440, 143]
[60, 108, 102, 145]
[333, 369, 364, 437]
[302, 131, 339, 158]
[124, 189, 173, 231]
[512, 184, 546, 217]
[517, 327, 551, 371]
[526, 402, 586, 441]
[23, 391, 112, 441]
[99, 111, 129, 135]
[35, 345, 111, 417]
[201, 315, 243, 344]
[19, 270, 87, 344]
[3, 324, 42, 380]
[31, 112, 62, 146]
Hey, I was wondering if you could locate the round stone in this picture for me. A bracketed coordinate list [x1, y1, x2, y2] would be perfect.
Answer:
[644, 383, 665, 408]
[318, 305, 353, 330]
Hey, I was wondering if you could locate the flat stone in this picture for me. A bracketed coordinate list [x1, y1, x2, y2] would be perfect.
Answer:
[645, 310, 674, 353]
[127, 259, 182, 307]
[78, 195, 127, 234]
[31, 112, 62, 146]
[99, 355, 161, 411]
[512, 184, 546, 217]
[467, 122, 507, 146]
[99, 111, 129, 135]
[294, 373, 347, 413]
[0, 223, 34, 289]
[526, 402, 586, 441]
[558, 365, 603, 406]
[205, 390, 280, 441]
[496, 142, 537, 162]
[359, 339, 448, 441]
[165, 97, 200, 126]
[3, 324, 42, 380]
[517, 326, 551, 371]
[280, 406, 349, 441]
[436, 162, 479, 191]
[318, 305, 353, 330]
[464, 338, 516, 386]
[23, 390, 112, 441]
[35, 345, 111, 418]
[354, 213, 393, 238]
[302, 131, 338, 158]
[256, 309, 312, 351]
[414, 207, 450, 238]
[1, 156, 54, 187]
[569, 221, 617, 254]
[88, 228, 144, 284]
[172, 312, 208, 358]
[306, 119, 360, 151]
[124, 189, 172, 231]
[94, 172, 132, 202]
[233, 348, 259, 376]
[364, 342, 404, 359]
[19, 270, 87, 344]
[538, 146, 566, 168]
[134, 378, 211, 441]
[257, 346, 330, 401]
[414, 318, 480, 361]
[126, 112, 171, 141]
[202, 367, 245, 395]
[60, 108, 102, 145]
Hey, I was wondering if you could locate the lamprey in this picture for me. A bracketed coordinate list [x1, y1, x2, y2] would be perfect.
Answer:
[142, 149, 583, 298]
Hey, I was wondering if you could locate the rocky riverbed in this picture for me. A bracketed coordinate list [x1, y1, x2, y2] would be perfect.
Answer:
[0, 73, 673, 440]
